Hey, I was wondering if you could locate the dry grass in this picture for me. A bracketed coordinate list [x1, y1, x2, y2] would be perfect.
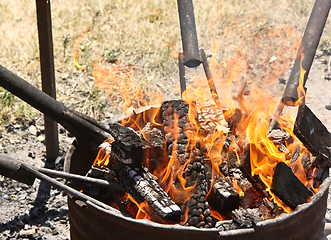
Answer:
[0, 0, 330, 124]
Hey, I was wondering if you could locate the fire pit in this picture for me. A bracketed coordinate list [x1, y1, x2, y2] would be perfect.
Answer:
[0, 0, 330, 239]
[65, 140, 330, 240]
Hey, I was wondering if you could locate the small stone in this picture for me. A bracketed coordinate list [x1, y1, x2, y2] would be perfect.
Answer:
[326, 104, 331, 110]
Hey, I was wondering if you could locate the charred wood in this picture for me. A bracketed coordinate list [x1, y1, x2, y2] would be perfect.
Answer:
[138, 122, 165, 159]
[105, 122, 149, 164]
[232, 208, 263, 228]
[184, 155, 212, 228]
[113, 160, 181, 223]
[239, 147, 269, 199]
[294, 105, 331, 166]
[206, 175, 240, 218]
[267, 128, 291, 145]
[271, 162, 314, 210]
[216, 208, 264, 231]
[161, 100, 213, 228]
[83, 166, 116, 203]
[223, 108, 242, 133]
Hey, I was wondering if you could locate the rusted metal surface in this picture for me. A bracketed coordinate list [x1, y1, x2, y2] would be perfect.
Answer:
[177, 0, 201, 68]
[36, 0, 59, 162]
[66, 142, 330, 240]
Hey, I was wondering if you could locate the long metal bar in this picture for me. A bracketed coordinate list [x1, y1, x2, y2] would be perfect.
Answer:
[0, 65, 111, 146]
[36, 0, 59, 162]
[0, 154, 122, 213]
[37, 167, 125, 191]
[269, 0, 331, 132]
[200, 48, 221, 107]
[177, 0, 201, 68]
[282, 0, 331, 105]
[178, 52, 186, 97]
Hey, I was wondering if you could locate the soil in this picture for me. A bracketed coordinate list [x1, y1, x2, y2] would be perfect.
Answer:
[1, 53, 331, 240]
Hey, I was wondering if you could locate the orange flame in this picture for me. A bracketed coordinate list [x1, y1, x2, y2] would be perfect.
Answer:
[73, 27, 91, 70]
[90, 26, 318, 221]
[93, 62, 164, 117]
[294, 53, 307, 106]
[93, 137, 114, 167]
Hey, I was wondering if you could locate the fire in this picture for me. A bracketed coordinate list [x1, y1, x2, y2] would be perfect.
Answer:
[90, 27, 318, 224]
[73, 27, 91, 70]
[93, 62, 164, 117]
[294, 53, 307, 106]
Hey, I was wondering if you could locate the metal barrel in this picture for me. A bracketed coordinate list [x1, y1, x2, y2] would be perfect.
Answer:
[66, 141, 330, 240]
[177, 0, 201, 68]
[282, 0, 331, 106]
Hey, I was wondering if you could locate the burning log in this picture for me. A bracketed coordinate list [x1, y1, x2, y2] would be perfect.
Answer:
[271, 162, 314, 210]
[216, 208, 264, 231]
[138, 122, 165, 159]
[161, 100, 213, 228]
[104, 122, 149, 164]
[239, 147, 270, 199]
[161, 100, 194, 164]
[91, 137, 182, 223]
[183, 155, 212, 228]
[293, 104, 331, 167]
[114, 160, 181, 223]
[206, 175, 240, 218]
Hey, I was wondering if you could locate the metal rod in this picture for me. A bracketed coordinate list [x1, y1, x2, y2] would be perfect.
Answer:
[0, 65, 67, 122]
[0, 65, 110, 146]
[20, 162, 122, 212]
[37, 167, 125, 191]
[200, 48, 221, 107]
[269, 0, 331, 132]
[178, 53, 186, 97]
[282, 0, 331, 105]
[36, 0, 59, 162]
[177, 0, 201, 68]
[0, 154, 120, 212]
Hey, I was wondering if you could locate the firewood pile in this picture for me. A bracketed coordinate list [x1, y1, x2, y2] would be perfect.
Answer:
[80, 99, 331, 230]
